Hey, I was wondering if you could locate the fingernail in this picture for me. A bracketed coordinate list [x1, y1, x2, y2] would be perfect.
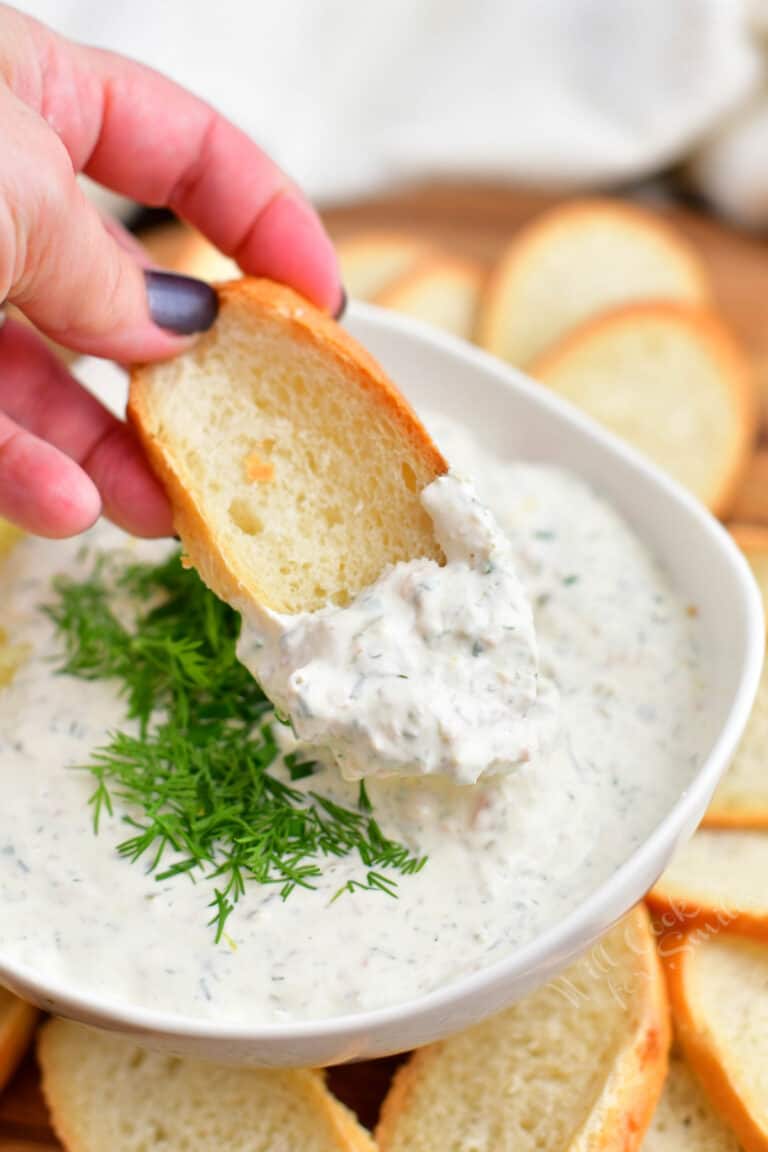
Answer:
[144, 271, 219, 335]
[333, 287, 347, 321]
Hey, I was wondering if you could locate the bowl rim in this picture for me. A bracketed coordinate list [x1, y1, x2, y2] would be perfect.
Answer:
[0, 301, 763, 1046]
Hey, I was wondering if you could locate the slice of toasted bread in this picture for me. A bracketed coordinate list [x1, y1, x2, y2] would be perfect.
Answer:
[0, 987, 38, 1093]
[730, 456, 768, 526]
[376, 905, 669, 1152]
[531, 303, 756, 517]
[476, 198, 710, 367]
[336, 232, 432, 301]
[0, 524, 27, 688]
[663, 931, 768, 1152]
[642, 1046, 741, 1151]
[0, 519, 21, 560]
[729, 526, 768, 625]
[705, 664, 768, 830]
[129, 278, 446, 614]
[375, 258, 484, 340]
[38, 1018, 374, 1152]
[648, 830, 768, 936]
[139, 222, 240, 281]
[703, 527, 768, 827]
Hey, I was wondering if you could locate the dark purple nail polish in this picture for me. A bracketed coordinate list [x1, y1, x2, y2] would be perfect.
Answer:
[333, 287, 347, 321]
[144, 270, 219, 335]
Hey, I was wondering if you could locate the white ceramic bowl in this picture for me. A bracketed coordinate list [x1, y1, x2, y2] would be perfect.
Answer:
[0, 303, 762, 1066]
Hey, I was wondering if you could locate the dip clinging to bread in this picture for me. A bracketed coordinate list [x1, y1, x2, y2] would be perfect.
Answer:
[129, 279, 556, 785]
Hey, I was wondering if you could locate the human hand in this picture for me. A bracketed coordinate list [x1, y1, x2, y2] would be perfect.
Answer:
[0, 6, 343, 539]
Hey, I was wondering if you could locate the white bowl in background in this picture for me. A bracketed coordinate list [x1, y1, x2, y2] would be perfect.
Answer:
[0, 302, 762, 1065]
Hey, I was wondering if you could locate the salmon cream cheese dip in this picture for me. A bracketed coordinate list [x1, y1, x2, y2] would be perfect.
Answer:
[0, 410, 702, 1023]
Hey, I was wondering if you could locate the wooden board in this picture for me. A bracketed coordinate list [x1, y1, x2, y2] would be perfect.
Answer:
[3, 181, 768, 1147]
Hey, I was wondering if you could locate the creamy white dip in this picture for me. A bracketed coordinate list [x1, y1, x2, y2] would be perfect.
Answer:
[237, 473, 557, 785]
[0, 411, 704, 1024]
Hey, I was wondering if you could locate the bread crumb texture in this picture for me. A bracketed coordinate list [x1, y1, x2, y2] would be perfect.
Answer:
[532, 303, 756, 516]
[129, 279, 445, 613]
[666, 932, 768, 1151]
[641, 1047, 740, 1151]
[377, 905, 668, 1152]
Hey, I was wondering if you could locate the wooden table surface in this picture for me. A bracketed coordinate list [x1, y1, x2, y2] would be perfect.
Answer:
[2, 182, 767, 1148]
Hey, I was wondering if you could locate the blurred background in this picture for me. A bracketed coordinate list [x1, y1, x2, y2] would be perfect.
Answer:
[12, 0, 768, 524]
[15, 0, 768, 223]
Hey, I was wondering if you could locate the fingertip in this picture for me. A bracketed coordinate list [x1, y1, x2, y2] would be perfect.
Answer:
[35, 452, 102, 538]
[48, 479, 102, 539]
[0, 436, 102, 539]
[238, 190, 342, 313]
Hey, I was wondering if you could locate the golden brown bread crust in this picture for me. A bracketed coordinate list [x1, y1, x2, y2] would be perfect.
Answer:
[128, 278, 447, 613]
[0, 990, 38, 1093]
[701, 808, 768, 831]
[530, 301, 758, 520]
[647, 883, 768, 941]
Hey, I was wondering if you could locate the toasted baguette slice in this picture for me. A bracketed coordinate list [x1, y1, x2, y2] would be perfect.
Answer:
[375, 258, 484, 340]
[705, 527, 768, 826]
[663, 931, 768, 1152]
[729, 526, 768, 626]
[129, 279, 446, 614]
[377, 905, 669, 1152]
[706, 530, 768, 825]
[38, 1018, 374, 1152]
[0, 988, 38, 1093]
[705, 666, 768, 830]
[648, 830, 768, 936]
[730, 457, 768, 526]
[531, 303, 756, 516]
[477, 198, 710, 367]
[139, 222, 240, 281]
[642, 1046, 741, 1151]
[337, 231, 433, 301]
[0, 523, 27, 687]
[0, 519, 21, 560]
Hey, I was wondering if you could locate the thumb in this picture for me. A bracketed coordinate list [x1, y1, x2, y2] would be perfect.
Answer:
[2, 86, 217, 361]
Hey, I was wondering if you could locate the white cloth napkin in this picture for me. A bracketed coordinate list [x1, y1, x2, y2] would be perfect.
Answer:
[15, 0, 768, 225]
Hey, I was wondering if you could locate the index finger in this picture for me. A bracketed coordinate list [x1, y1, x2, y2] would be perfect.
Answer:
[14, 14, 342, 312]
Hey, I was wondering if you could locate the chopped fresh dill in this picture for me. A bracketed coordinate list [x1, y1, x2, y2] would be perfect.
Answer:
[45, 551, 426, 942]
[357, 780, 373, 813]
